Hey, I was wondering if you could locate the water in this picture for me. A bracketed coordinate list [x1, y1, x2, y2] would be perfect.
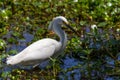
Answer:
[1, 30, 120, 79]
[59, 56, 81, 80]
[1, 32, 82, 79]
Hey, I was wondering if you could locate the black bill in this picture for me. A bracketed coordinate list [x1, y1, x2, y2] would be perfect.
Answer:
[65, 24, 80, 36]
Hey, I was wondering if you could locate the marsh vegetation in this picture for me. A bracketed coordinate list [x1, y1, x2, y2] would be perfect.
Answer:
[0, 0, 120, 80]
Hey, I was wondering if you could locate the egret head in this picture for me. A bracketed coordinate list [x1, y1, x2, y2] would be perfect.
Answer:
[48, 16, 69, 31]
[48, 16, 78, 36]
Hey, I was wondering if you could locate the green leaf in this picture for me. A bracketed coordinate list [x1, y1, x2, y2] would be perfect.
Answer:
[98, 22, 107, 27]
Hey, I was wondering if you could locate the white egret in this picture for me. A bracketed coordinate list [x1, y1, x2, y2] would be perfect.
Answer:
[6, 16, 77, 66]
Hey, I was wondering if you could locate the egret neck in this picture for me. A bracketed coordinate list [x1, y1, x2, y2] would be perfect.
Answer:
[53, 22, 67, 52]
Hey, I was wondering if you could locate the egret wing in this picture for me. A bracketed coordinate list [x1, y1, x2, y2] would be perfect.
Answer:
[22, 44, 56, 61]
[6, 38, 59, 65]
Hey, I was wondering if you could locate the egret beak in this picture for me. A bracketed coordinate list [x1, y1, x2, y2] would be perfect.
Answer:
[65, 24, 80, 36]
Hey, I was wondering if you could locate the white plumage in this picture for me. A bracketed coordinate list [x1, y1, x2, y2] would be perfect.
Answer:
[6, 16, 75, 66]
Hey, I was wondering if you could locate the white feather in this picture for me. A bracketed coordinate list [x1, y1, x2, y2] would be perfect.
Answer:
[6, 16, 74, 67]
[6, 38, 61, 65]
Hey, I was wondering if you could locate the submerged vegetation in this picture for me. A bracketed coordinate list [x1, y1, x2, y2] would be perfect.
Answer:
[0, 0, 120, 79]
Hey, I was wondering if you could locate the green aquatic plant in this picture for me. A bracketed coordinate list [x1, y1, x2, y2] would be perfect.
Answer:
[0, 39, 6, 51]
[0, 0, 120, 79]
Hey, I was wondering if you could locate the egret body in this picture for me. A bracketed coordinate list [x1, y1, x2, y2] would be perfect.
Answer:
[6, 16, 75, 66]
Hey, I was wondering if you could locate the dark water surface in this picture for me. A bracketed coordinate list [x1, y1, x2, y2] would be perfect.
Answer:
[0, 29, 120, 80]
